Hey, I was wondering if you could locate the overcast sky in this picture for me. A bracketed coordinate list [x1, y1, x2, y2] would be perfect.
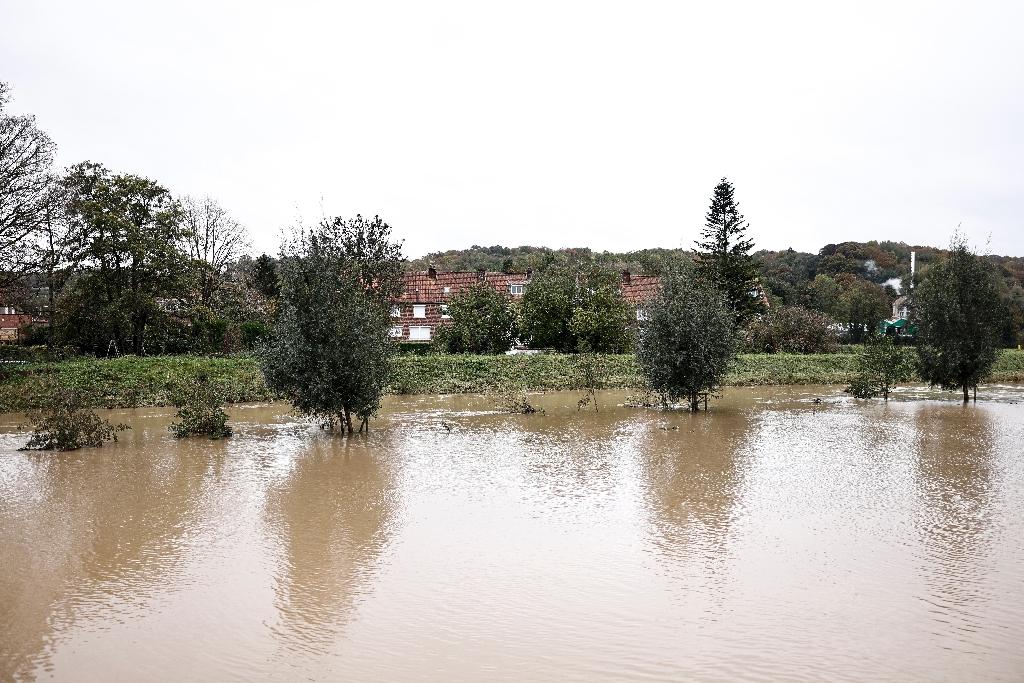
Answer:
[3, 1, 1022, 259]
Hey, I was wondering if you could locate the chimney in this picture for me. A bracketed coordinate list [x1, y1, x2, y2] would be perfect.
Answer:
[427, 266, 437, 280]
[476, 268, 486, 282]
[910, 251, 916, 290]
[621, 270, 631, 284]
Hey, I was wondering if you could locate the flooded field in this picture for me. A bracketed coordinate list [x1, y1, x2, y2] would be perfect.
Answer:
[2, 385, 1023, 681]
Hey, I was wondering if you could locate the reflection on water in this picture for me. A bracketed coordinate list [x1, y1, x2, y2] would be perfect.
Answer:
[1, 387, 1024, 681]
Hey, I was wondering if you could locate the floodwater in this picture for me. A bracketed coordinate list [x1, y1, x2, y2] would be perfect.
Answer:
[2, 386, 1024, 682]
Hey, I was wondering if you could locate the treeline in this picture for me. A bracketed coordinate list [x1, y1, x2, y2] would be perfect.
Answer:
[410, 242, 1024, 346]
[1, 81, 279, 355]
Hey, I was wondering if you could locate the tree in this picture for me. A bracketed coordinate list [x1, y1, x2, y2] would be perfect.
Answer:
[0, 81, 57, 287]
[742, 305, 839, 354]
[246, 253, 280, 299]
[916, 236, 1005, 403]
[435, 284, 518, 354]
[179, 195, 251, 304]
[635, 266, 735, 411]
[260, 215, 403, 433]
[837, 277, 890, 343]
[695, 178, 763, 323]
[520, 264, 632, 352]
[58, 162, 190, 354]
[846, 335, 915, 400]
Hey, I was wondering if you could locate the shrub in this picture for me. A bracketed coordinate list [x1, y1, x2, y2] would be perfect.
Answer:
[20, 384, 128, 451]
[846, 335, 915, 400]
[742, 306, 840, 354]
[169, 373, 232, 439]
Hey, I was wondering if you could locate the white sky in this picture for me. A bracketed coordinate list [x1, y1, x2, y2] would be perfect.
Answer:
[3, 0, 1022, 259]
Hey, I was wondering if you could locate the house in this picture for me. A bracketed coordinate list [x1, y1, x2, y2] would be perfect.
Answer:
[392, 267, 661, 342]
[0, 306, 37, 344]
[891, 295, 912, 320]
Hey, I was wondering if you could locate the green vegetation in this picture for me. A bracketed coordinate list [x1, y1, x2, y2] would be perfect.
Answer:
[916, 235, 1007, 402]
[260, 215, 403, 433]
[435, 284, 518, 354]
[3, 349, 1024, 412]
[846, 336, 916, 400]
[742, 305, 840, 354]
[20, 384, 128, 451]
[636, 266, 736, 410]
[169, 374, 232, 439]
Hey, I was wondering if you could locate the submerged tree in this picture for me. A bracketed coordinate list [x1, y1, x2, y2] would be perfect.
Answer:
[635, 265, 735, 411]
[694, 178, 763, 323]
[261, 215, 403, 433]
[916, 235, 1005, 403]
[846, 335, 915, 400]
[21, 383, 128, 451]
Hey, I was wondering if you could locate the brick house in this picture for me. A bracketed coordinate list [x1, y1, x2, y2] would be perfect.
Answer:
[392, 267, 660, 343]
[0, 306, 37, 344]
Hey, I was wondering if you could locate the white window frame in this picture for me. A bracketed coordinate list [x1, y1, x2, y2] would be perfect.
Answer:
[440, 304, 451, 319]
[390, 325, 404, 338]
[391, 305, 401, 318]
[443, 286, 451, 294]
[412, 304, 427, 319]
[510, 283, 525, 295]
[409, 325, 432, 341]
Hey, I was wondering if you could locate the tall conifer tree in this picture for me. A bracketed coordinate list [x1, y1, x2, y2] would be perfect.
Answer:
[694, 178, 763, 322]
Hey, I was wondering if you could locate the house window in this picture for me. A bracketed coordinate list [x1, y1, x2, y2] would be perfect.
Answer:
[443, 286, 451, 294]
[413, 304, 426, 318]
[441, 304, 451, 319]
[390, 325, 404, 338]
[391, 305, 401, 318]
[409, 326, 431, 341]
[510, 284, 525, 295]
[635, 307, 648, 322]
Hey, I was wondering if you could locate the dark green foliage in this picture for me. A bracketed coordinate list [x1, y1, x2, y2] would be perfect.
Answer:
[838, 278, 891, 343]
[435, 284, 518, 354]
[916, 236, 1006, 402]
[520, 265, 632, 352]
[635, 266, 736, 411]
[169, 373, 231, 438]
[239, 320, 270, 349]
[695, 178, 764, 323]
[846, 335, 915, 400]
[58, 162, 190, 355]
[743, 306, 840, 354]
[260, 215, 403, 433]
[20, 384, 127, 450]
[247, 254, 280, 299]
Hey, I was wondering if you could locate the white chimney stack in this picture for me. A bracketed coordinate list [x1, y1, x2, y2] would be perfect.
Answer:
[910, 251, 916, 290]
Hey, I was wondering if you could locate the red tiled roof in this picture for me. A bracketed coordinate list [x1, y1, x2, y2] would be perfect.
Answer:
[0, 313, 34, 330]
[397, 271, 530, 303]
[620, 275, 661, 304]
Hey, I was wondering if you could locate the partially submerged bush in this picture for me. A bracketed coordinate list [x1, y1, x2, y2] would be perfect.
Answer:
[169, 373, 232, 439]
[21, 385, 128, 451]
[742, 306, 839, 354]
[846, 335, 915, 400]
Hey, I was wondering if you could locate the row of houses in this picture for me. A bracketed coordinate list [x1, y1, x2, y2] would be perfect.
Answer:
[389, 268, 660, 342]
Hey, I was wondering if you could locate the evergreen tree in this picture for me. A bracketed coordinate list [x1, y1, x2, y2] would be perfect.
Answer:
[916, 235, 1005, 403]
[695, 178, 763, 322]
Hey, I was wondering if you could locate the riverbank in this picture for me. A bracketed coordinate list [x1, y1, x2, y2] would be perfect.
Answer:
[2, 350, 1024, 412]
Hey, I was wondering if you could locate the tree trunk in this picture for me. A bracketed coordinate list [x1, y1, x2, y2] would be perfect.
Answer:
[343, 406, 353, 434]
[689, 393, 700, 412]
[962, 385, 969, 404]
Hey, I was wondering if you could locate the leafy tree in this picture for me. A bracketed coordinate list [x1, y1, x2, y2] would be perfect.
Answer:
[260, 215, 403, 433]
[520, 264, 631, 352]
[838, 277, 891, 343]
[742, 306, 839, 354]
[58, 162, 189, 355]
[635, 266, 735, 411]
[695, 178, 763, 323]
[243, 253, 280, 299]
[435, 284, 518, 354]
[916, 236, 1005, 402]
[846, 335, 915, 400]
[0, 81, 57, 287]
[803, 274, 842, 317]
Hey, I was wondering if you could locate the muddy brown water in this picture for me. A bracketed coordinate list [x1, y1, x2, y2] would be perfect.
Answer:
[2, 385, 1024, 681]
